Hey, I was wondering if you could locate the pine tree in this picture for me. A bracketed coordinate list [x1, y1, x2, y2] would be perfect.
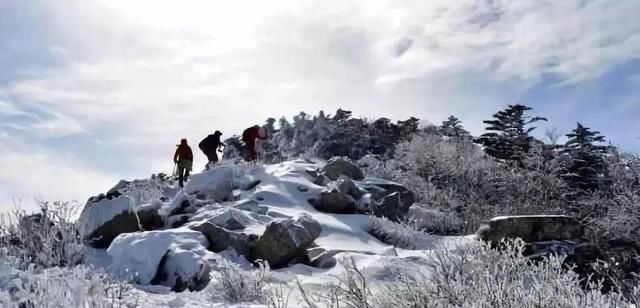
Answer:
[439, 115, 469, 138]
[560, 123, 611, 192]
[475, 104, 547, 162]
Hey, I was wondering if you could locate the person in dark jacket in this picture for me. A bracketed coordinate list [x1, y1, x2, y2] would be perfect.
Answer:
[199, 130, 225, 170]
[174, 138, 193, 187]
[241, 125, 267, 162]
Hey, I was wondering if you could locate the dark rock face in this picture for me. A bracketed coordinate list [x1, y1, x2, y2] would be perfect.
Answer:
[478, 215, 585, 243]
[79, 197, 166, 248]
[371, 192, 412, 222]
[189, 222, 257, 257]
[322, 157, 364, 181]
[334, 176, 363, 200]
[250, 214, 321, 269]
[308, 189, 356, 214]
[152, 248, 212, 292]
[306, 169, 331, 186]
[359, 180, 416, 210]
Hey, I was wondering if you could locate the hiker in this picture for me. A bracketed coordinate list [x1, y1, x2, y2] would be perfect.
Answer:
[199, 130, 225, 170]
[241, 125, 267, 162]
[173, 138, 193, 187]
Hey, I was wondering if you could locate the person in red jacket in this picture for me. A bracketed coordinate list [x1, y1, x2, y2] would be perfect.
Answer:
[241, 125, 267, 162]
[173, 138, 193, 187]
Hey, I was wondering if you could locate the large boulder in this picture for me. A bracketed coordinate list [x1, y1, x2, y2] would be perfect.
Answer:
[309, 188, 356, 214]
[79, 196, 140, 248]
[107, 229, 209, 287]
[234, 200, 268, 215]
[359, 179, 416, 209]
[333, 176, 364, 200]
[371, 192, 412, 222]
[191, 207, 256, 231]
[152, 247, 212, 292]
[322, 157, 364, 181]
[189, 222, 257, 257]
[184, 166, 234, 201]
[250, 214, 322, 269]
[478, 215, 585, 243]
[305, 169, 331, 186]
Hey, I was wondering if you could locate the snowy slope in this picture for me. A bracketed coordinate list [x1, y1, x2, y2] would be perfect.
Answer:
[3, 159, 474, 308]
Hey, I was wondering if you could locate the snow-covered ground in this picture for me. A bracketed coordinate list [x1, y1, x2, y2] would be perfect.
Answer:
[1, 159, 474, 307]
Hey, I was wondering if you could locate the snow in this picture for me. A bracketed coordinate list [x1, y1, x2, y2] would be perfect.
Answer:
[490, 214, 570, 221]
[10, 158, 477, 307]
[184, 165, 234, 195]
[78, 195, 134, 237]
[107, 228, 209, 285]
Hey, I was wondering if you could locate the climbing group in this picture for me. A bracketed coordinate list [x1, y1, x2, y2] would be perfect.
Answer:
[172, 125, 268, 187]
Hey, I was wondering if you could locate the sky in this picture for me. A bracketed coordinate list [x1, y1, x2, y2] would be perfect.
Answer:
[0, 0, 639, 212]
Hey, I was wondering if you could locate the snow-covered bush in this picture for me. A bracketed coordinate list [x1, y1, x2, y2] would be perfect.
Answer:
[0, 201, 84, 270]
[376, 133, 569, 233]
[207, 259, 270, 304]
[407, 205, 464, 235]
[298, 240, 629, 308]
[0, 261, 138, 308]
[223, 109, 418, 163]
[368, 216, 417, 250]
[376, 239, 627, 308]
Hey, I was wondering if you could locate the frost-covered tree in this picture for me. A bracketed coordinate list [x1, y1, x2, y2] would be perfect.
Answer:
[475, 104, 547, 163]
[560, 123, 612, 192]
[439, 115, 469, 138]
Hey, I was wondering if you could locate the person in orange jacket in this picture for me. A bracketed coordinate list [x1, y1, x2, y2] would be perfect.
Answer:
[174, 138, 193, 187]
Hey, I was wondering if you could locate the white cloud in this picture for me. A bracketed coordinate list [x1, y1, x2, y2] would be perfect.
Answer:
[0, 145, 117, 212]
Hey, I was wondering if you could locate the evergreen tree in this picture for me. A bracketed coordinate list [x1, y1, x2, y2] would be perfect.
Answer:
[439, 115, 469, 138]
[560, 123, 611, 192]
[475, 104, 547, 162]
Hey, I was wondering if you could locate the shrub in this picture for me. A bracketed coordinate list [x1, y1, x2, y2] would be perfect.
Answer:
[299, 240, 630, 308]
[207, 259, 270, 304]
[0, 201, 84, 270]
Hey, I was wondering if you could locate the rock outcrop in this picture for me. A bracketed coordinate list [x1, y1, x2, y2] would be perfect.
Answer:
[250, 214, 322, 269]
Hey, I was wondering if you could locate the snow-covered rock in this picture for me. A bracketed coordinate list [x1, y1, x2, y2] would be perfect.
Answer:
[189, 222, 258, 256]
[152, 246, 212, 292]
[332, 176, 364, 200]
[107, 229, 209, 286]
[190, 207, 258, 231]
[309, 187, 356, 214]
[372, 192, 413, 222]
[184, 166, 234, 201]
[357, 154, 383, 168]
[78, 196, 140, 248]
[359, 178, 416, 209]
[322, 157, 364, 181]
[250, 214, 322, 269]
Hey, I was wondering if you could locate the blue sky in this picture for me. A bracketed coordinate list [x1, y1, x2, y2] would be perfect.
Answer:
[1, 0, 639, 211]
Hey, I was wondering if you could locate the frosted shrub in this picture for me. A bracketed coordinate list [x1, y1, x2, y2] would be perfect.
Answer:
[377, 240, 627, 308]
[207, 259, 270, 303]
[380, 133, 569, 233]
[297, 240, 628, 308]
[0, 263, 138, 308]
[408, 205, 464, 235]
[0, 201, 84, 270]
[368, 216, 417, 249]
